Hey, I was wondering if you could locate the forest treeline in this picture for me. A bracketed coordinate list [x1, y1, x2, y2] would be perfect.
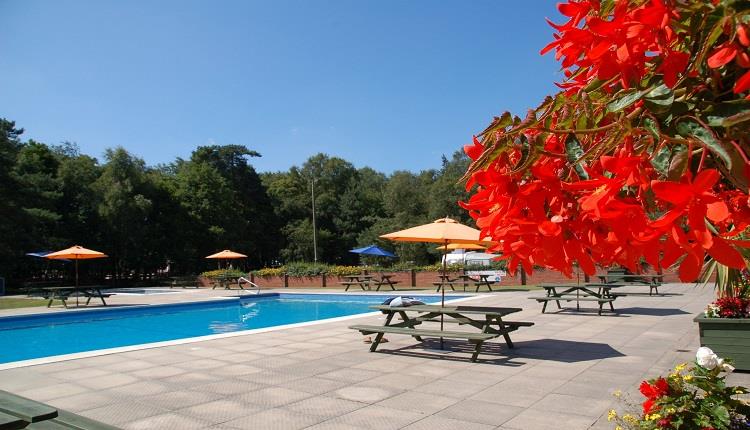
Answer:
[0, 118, 473, 285]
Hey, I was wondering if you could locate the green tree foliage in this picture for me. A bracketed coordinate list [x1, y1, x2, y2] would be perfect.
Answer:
[0, 117, 476, 286]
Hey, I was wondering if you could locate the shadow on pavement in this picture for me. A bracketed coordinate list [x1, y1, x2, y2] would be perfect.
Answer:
[505, 338, 626, 362]
[616, 307, 691, 316]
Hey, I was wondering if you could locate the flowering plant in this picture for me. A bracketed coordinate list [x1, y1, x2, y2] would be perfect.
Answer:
[610, 347, 750, 429]
[462, 0, 750, 283]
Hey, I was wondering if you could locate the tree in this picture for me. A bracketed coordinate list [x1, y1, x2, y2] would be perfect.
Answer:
[463, 0, 750, 283]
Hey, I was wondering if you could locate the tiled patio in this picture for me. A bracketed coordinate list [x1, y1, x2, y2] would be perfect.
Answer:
[1, 284, 746, 429]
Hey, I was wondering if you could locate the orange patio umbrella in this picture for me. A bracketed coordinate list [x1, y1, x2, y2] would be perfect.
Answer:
[46, 245, 107, 306]
[434, 243, 487, 251]
[206, 249, 247, 269]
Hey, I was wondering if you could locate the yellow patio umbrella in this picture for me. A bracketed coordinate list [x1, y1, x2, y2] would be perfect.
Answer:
[46, 245, 108, 306]
[381, 217, 490, 347]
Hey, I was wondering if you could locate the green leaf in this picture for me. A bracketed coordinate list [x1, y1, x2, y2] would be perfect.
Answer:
[650, 145, 673, 176]
[676, 119, 733, 169]
[644, 84, 674, 114]
[706, 101, 750, 127]
[565, 134, 589, 179]
[607, 90, 646, 113]
[643, 117, 660, 139]
[668, 147, 689, 181]
[712, 404, 730, 426]
[724, 110, 750, 128]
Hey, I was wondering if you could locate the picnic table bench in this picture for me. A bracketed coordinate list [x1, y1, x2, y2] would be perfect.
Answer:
[530, 283, 620, 315]
[598, 270, 663, 295]
[0, 390, 120, 430]
[40, 286, 111, 308]
[349, 304, 534, 362]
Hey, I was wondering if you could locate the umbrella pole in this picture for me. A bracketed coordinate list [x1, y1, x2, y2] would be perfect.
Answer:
[75, 258, 79, 307]
[440, 241, 447, 349]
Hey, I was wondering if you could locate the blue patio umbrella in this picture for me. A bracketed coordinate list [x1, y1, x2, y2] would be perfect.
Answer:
[349, 245, 397, 258]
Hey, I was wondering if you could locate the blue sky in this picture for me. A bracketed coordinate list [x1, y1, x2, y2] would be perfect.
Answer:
[1, 1, 563, 173]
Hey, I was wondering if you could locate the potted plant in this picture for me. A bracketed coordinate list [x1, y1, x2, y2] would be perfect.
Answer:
[695, 265, 750, 370]
[610, 347, 750, 429]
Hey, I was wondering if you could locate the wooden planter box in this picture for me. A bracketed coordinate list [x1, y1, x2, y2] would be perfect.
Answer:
[694, 314, 750, 371]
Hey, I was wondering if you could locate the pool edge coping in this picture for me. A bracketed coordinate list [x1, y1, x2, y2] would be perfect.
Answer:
[0, 293, 483, 370]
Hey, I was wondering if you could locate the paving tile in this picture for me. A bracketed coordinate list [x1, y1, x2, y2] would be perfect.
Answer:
[278, 376, 352, 395]
[222, 408, 324, 429]
[207, 363, 263, 377]
[160, 371, 222, 388]
[46, 391, 121, 412]
[317, 368, 382, 383]
[194, 380, 267, 396]
[122, 412, 213, 430]
[302, 421, 369, 430]
[230, 386, 312, 408]
[53, 367, 113, 381]
[402, 416, 495, 430]
[80, 401, 168, 425]
[502, 409, 595, 430]
[175, 358, 229, 370]
[413, 378, 489, 399]
[285, 395, 367, 418]
[107, 380, 173, 397]
[100, 359, 156, 372]
[376, 391, 459, 415]
[177, 399, 260, 424]
[77, 372, 141, 390]
[140, 389, 224, 411]
[16, 382, 90, 402]
[435, 399, 522, 426]
[325, 404, 424, 430]
[330, 385, 400, 404]
[130, 365, 188, 379]
[529, 393, 614, 418]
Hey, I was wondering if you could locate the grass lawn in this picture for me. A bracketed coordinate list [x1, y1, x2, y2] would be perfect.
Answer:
[0, 297, 49, 309]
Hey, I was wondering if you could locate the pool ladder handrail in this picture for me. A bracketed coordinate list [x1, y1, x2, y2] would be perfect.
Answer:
[237, 277, 261, 294]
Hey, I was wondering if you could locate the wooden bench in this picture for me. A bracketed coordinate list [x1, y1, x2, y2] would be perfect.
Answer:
[432, 281, 457, 292]
[0, 390, 119, 429]
[350, 324, 498, 362]
[531, 296, 616, 316]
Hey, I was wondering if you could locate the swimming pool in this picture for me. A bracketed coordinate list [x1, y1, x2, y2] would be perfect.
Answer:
[0, 293, 464, 365]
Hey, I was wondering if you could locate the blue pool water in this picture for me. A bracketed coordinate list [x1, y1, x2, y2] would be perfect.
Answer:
[0, 293, 460, 364]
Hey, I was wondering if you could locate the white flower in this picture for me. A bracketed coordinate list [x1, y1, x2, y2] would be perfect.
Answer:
[696, 347, 720, 369]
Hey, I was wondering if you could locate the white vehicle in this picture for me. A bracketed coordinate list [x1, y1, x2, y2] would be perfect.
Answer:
[442, 250, 498, 266]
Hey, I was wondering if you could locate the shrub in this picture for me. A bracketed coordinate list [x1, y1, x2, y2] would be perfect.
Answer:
[200, 269, 245, 278]
[327, 265, 368, 277]
[253, 267, 284, 277]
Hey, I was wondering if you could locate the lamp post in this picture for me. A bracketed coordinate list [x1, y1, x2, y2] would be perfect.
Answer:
[311, 177, 318, 263]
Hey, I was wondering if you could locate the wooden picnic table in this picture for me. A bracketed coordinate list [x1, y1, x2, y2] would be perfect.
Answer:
[598, 272, 663, 295]
[459, 274, 497, 292]
[369, 274, 400, 291]
[349, 304, 534, 362]
[41, 286, 110, 308]
[432, 274, 461, 292]
[339, 275, 374, 291]
[211, 274, 244, 290]
[530, 283, 621, 315]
